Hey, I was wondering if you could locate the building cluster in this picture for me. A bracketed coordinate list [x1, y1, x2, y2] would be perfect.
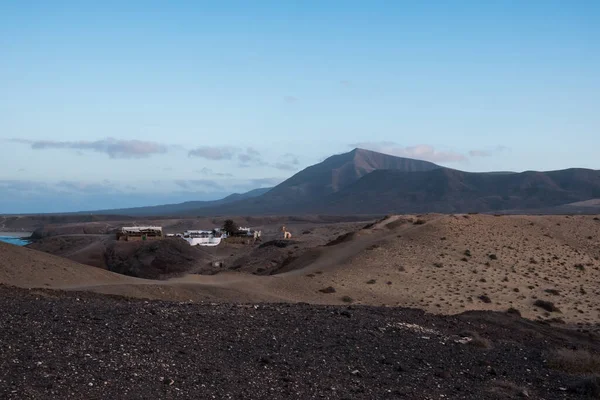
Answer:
[117, 225, 261, 247]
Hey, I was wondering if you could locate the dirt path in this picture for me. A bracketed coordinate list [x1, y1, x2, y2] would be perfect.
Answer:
[279, 216, 440, 276]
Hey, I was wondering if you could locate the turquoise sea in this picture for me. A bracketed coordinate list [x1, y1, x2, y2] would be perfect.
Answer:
[0, 233, 31, 246]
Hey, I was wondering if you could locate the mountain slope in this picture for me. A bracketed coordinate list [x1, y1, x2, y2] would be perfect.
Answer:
[166, 148, 443, 215]
[89, 148, 600, 216]
[322, 167, 600, 214]
[86, 187, 272, 216]
[263, 148, 441, 202]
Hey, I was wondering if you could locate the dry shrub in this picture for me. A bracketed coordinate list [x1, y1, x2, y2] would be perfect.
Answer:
[341, 296, 353, 303]
[459, 330, 492, 349]
[548, 348, 600, 375]
[318, 286, 336, 294]
[479, 294, 492, 304]
[534, 299, 560, 313]
[506, 307, 521, 317]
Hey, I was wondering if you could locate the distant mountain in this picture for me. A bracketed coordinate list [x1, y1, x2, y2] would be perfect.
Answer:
[321, 167, 600, 214]
[87, 187, 272, 216]
[93, 148, 600, 216]
[265, 148, 441, 201]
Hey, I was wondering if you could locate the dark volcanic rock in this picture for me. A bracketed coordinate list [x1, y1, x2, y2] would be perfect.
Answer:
[0, 285, 598, 399]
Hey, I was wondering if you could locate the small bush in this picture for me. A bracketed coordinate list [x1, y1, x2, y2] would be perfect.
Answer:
[548, 348, 600, 374]
[366, 279, 376, 284]
[433, 262, 444, 268]
[575, 263, 585, 271]
[341, 296, 353, 303]
[488, 254, 498, 260]
[544, 289, 561, 296]
[319, 286, 336, 294]
[506, 307, 521, 316]
[460, 330, 492, 349]
[534, 299, 560, 312]
[413, 219, 426, 225]
[464, 249, 472, 257]
[479, 294, 492, 304]
[594, 217, 599, 221]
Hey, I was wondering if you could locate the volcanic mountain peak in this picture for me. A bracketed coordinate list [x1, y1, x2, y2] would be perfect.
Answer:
[265, 148, 441, 200]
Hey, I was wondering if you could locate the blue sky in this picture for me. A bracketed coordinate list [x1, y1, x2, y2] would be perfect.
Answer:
[1, 0, 599, 213]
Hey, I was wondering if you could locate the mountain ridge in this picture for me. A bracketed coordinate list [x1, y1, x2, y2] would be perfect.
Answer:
[79, 148, 600, 216]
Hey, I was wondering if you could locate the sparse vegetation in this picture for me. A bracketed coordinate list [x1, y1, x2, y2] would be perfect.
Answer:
[478, 295, 492, 304]
[534, 299, 560, 313]
[366, 279, 376, 284]
[544, 289, 561, 296]
[464, 249, 471, 257]
[460, 330, 492, 349]
[548, 348, 600, 374]
[413, 219, 426, 225]
[488, 254, 498, 260]
[341, 296, 353, 303]
[575, 263, 585, 271]
[433, 262, 443, 268]
[506, 307, 521, 316]
[319, 286, 336, 294]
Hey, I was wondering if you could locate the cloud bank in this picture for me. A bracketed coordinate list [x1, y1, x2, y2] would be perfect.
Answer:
[10, 137, 168, 159]
[188, 146, 237, 160]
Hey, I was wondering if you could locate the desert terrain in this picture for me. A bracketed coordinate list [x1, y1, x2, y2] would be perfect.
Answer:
[2, 213, 600, 398]
[1, 213, 599, 327]
[2, 284, 600, 399]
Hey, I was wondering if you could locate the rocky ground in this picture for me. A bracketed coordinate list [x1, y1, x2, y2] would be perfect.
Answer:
[1, 285, 599, 399]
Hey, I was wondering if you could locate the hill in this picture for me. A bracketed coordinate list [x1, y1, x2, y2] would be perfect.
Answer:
[321, 167, 600, 214]
[82, 187, 272, 216]
[0, 241, 137, 288]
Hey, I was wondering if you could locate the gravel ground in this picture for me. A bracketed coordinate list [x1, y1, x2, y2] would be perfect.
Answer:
[0, 285, 597, 399]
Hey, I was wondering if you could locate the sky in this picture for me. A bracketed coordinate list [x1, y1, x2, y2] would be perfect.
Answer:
[1, 0, 599, 213]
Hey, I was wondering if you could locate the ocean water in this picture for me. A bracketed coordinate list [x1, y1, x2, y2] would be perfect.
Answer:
[0, 232, 31, 246]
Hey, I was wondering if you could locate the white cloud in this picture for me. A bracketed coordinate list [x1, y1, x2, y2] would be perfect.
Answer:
[351, 142, 467, 163]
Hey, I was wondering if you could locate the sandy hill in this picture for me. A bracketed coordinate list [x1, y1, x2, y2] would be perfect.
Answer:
[0, 241, 136, 288]
[268, 214, 600, 325]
